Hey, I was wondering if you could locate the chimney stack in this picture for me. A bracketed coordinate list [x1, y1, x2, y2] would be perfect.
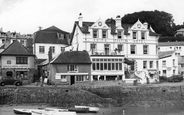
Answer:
[38, 26, 42, 31]
[78, 13, 83, 27]
[115, 15, 121, 27]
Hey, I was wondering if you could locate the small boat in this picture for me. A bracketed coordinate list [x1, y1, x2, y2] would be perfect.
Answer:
[13, 108, 44, 115]
[32, 108, 76, 115]
[75, 105, 99, 113]
[68, 107, 89, 113]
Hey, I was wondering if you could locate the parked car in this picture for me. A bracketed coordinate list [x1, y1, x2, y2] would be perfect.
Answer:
[167, 75, 183, 82]
[0, 77, 22, 86]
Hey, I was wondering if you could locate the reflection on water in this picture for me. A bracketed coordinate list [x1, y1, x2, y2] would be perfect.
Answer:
[1, 105, 184, 115]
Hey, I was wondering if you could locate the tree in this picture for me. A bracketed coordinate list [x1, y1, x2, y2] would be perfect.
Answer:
[121, 10, 175, 36]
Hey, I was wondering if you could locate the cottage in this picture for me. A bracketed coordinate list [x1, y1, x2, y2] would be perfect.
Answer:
[0, 41, 36, 84]
[42, 51, 92, 85]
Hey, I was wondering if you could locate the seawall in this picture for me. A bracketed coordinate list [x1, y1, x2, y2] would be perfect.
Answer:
[0, 86, 184, 107]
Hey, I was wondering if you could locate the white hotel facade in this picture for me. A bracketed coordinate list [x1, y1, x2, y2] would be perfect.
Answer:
[69, 13, 160, 81]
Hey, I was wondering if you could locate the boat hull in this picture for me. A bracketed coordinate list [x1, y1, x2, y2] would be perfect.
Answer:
[68, 107, 89, 113]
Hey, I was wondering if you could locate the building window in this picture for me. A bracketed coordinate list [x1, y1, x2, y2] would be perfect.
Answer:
[16, 57, 28, 64]
[133, 31, 137, 39]
[173, 70, 175, 75]
[141, 31, 146, 39]
[20, 40, 24, 45]
[90, 44, 96, 55]
[143, 61, 147, 69]
[61, 47, 65, 52]
[143, 45, 148, 54]
[2, 39, 5, 43]
[104, 44, 110, 55]
[117, 31, 122, 39]
[102, 30, 107, 38]
[117, 44, 123, 52]
[173, 59, 175, 66]
[67, 65, 77, 72]
[76, 75, 84, 81]
[50, 46, 55, 53]
[162, 60, 166, 67]
[150, 61, 153, 68]
[39, 46, 45, 53]
[181, 64, 184, 68]
[57, 33, 64, 39]
[130, 45, 136, 54]
[60, 75, 67, 82]
[93, 29, 98, 38]
[7, 60, 11, 64]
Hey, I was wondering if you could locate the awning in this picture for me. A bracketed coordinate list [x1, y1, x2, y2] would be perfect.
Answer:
[124, 58, 134, 65]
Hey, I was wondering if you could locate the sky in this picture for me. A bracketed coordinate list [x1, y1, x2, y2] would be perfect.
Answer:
[0, 0, 184, 34]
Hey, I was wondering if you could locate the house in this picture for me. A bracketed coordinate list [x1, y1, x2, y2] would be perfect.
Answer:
[0, 41, 36, 84]
[68, 13, 159, 81]
[178, 56, 184, 76]
[40, 51, 92, 85]
[175, 28, 184, 37]
[33, 26, 70, 62]
[158, 42, 184, 57]
[158, 51, 178, 77]
[0, 29, 32, 49]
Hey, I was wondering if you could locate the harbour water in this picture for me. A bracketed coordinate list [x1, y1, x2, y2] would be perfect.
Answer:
[1, 105, 184, 115]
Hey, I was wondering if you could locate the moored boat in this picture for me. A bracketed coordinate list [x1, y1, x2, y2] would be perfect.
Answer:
[13, 108, 39, 115]
[74, 105, 99, 113]
[32, 108, 76, 115]
[68, 107, 89, 113]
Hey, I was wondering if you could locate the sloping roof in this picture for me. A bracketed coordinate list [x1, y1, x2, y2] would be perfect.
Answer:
[158, 51, 175, 59]
[149, 29, 160, 36]
[35, 59, 47, 65]
[51, 51, 91, 64]
[34, 26, 70, 45]
[0, 40, 34, 56]
[177, 28, 184, 32]
[158, 42, 184, 46]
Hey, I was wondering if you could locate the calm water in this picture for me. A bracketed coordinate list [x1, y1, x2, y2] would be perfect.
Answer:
[1, 105, 184, 115]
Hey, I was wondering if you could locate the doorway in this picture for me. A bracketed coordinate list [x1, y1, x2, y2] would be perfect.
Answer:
[70, 75, 75, 85]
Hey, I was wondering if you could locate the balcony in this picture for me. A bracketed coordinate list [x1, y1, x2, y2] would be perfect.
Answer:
[90, 50, 124, 56]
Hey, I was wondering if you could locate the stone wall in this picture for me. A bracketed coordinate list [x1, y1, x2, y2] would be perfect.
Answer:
[0, 86, 184, 107]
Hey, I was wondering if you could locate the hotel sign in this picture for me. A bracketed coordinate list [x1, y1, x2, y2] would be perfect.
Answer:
[2, 65, 29, 68]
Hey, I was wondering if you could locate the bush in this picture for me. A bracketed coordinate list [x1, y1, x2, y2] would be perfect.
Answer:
[167, 75, 183, 82]
[159, 76, 168, 82]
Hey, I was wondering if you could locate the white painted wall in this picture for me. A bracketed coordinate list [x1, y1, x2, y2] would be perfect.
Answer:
[33, 43, 67, 59]
[158, 53, 178, 77]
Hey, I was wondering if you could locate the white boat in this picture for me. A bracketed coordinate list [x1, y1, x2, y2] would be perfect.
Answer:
[13, 108, 44, 115]
[74, 105, 99, 113]
[31, 108, 76, 115]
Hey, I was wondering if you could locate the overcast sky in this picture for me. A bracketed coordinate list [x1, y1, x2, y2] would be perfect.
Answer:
[0, 0, 183, 34]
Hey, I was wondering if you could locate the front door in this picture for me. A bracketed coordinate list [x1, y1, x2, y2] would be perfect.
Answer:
[70, 75, 75, 85]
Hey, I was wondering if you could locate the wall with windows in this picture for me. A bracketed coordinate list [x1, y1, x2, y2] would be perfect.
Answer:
[158, 46, 184, 56]
[1, 56, 35, 68]
[158, 54, 178, 77]
[33, 43, 67, 59]
[49, 63, 91, 84]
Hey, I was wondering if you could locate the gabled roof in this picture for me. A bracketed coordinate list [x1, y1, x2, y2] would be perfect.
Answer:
[158, 42, 184, 46]
[34, 26, 70, 45]
[158, 51, 175, 59]
[51, 50, 91, 64]
[0, 40, 34, 56]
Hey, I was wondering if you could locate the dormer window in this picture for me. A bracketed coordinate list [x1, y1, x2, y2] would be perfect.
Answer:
[57, 33, 64, 39]
[93, 29, 98, 38]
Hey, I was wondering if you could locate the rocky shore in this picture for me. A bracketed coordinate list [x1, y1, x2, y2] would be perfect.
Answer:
[1, 85, 184, 107]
